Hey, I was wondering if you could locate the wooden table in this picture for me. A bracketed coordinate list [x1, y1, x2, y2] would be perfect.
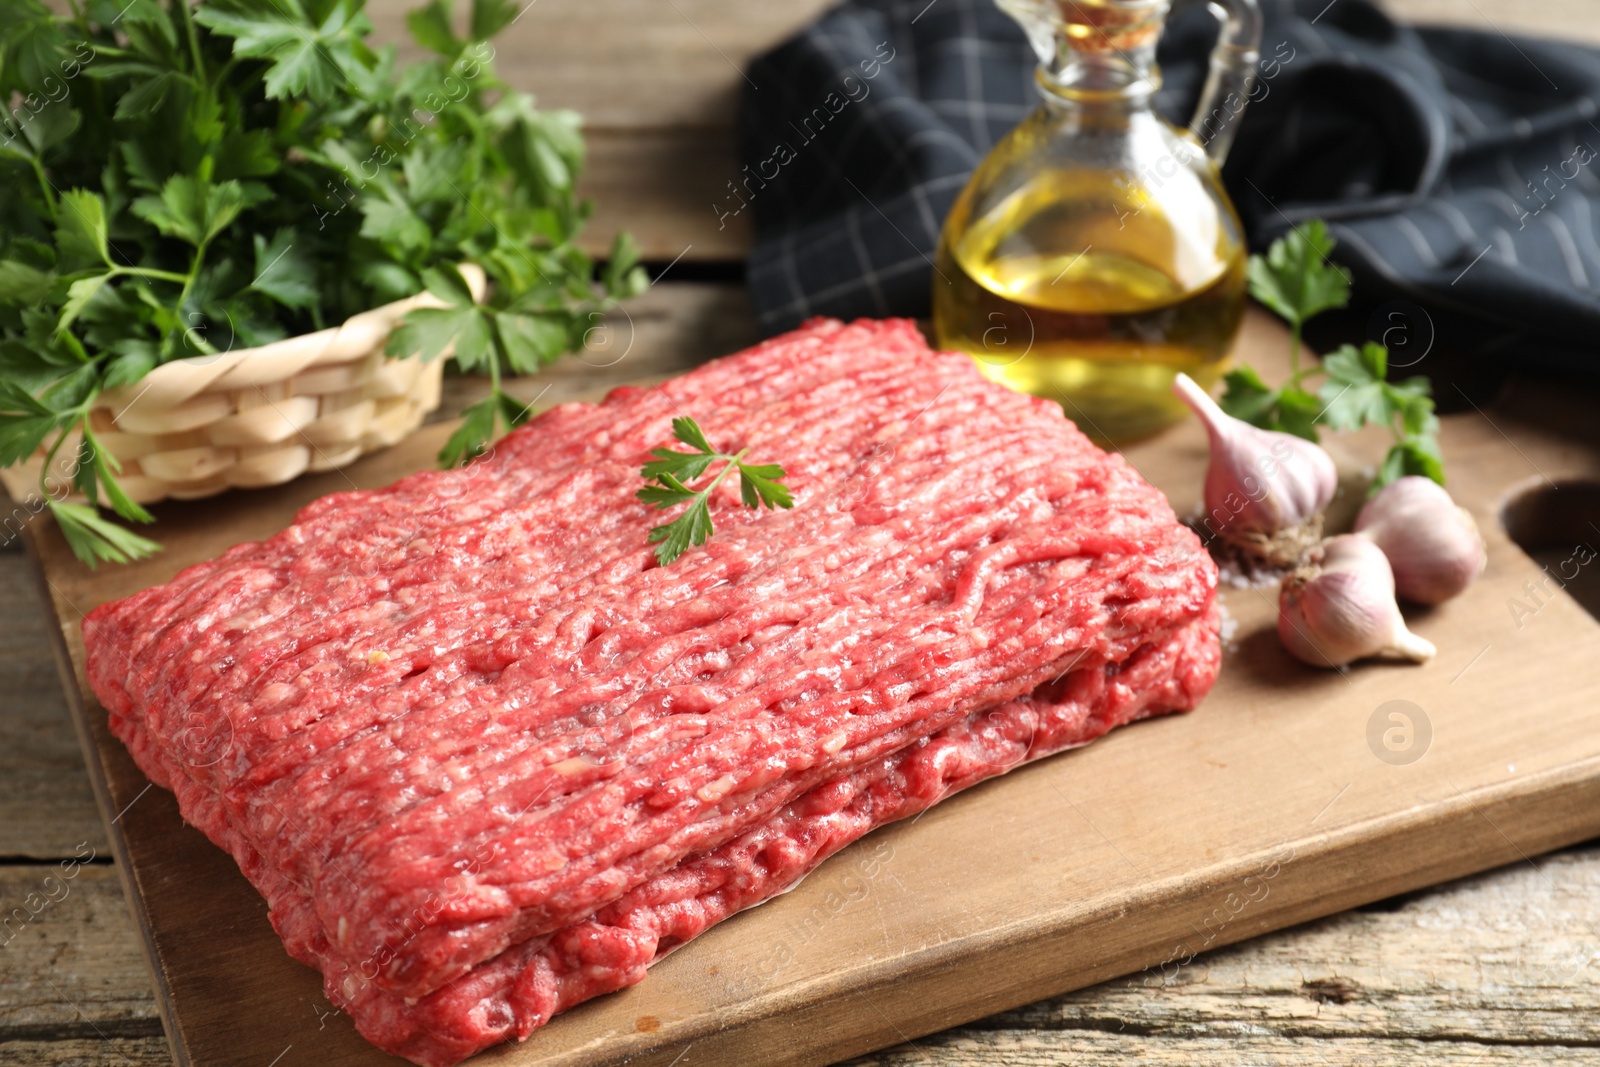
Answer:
[5, 2, 1600, 1065]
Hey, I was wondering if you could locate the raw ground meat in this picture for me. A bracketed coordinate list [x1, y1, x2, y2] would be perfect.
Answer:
[83, 317, 1219, 1065]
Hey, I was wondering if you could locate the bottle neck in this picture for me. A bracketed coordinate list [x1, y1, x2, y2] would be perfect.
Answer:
[1035, 42, 1160, 109]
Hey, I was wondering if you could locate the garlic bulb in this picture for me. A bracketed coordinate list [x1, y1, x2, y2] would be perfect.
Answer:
[1172, 373, 1337, 566]
[1355, 476, 1486, 605]
[1278, 535, 1436, 668]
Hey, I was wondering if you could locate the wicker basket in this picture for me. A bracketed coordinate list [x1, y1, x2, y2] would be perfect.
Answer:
[0, 264, 487, 507]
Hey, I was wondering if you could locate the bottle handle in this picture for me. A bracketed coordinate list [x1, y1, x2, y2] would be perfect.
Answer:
[1174, 0, 1263, 164]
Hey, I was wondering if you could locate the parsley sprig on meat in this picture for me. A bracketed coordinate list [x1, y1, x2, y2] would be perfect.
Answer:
[0, 0, 646, 565]
[638, 416, 792, 565]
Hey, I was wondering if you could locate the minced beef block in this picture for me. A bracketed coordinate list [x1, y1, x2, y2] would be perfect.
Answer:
[84, 318, 1218, 1065]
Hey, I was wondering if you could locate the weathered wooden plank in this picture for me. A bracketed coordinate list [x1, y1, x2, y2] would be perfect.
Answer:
[0, 866, 158, 1034]
[0, 555, 108, 860]
[0, 1039, 172, 1066]
[362, 0, 834, 132]
[848, 1033, 1600, 1066]
[982, 843, 1600, 1045]
[1386, 0, 1600, 43]
[580, 130, 750, 265]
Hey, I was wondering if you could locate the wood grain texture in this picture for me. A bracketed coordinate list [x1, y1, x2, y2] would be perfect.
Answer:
[0, 866, 160, 1036]
[18, 307, 1600, 1067]
[0, 557, 110, 860]
[0, 1040, 173, 1065]
[846, 1035, 1600, 1066]
[1385, 0, 1600, 44]
[580, 130, 751, 264]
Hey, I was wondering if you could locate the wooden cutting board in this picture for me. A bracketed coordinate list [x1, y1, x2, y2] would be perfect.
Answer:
[25, 311, 1600, 1067]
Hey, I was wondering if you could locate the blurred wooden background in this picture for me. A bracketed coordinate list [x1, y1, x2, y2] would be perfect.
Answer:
[6, 1, 1600, 1065]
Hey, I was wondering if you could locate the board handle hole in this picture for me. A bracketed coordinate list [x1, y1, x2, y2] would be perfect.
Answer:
[1500, 478, 1600, 623]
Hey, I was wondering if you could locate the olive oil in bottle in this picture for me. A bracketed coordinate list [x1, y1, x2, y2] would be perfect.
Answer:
[932, 0, 1259, 444]
[933, 166, 1247, 443]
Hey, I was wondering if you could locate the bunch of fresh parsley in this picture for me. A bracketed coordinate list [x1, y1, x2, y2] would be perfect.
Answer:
[0, 0, 647, 564]
[1220, 220, 1444, 489]
[637, 417, 792, 565]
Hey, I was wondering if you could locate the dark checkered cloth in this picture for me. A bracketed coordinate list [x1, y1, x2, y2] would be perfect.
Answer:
[738, 0, 1600, 391]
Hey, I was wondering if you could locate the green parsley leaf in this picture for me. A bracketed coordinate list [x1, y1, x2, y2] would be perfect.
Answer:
[1311, 340, 1446, 488]
[21, 104, 81, 155]
[1375, 437, 1445, 491]
[72, 438, 100, 506]
[49, 500, 162, 567]
[131, 175, 252, 247]
[215, 127, 280, 180]
[495, 310, 567, 375]
[636, 472, 698, 509]
[0, 340, 77, 393]
[1218, 368, 1321, 442]
[0, 379, 62, 467]
[54, 190, 112, 270]
[1224, 218, 1445, 496]
[386, 304, 488, 363]
[1247, 220, 1351, 329]
[249, 229, 318, 310]
[1398, 390, 1440, 439]
[115, 70, 191, 121]
[194, 0, 375, 102]
[1273, 386, 1322, 441]
[0, 259, 56, 305]
[0, 379, 56, 418]
[407, 0, 462, 56]
[469, 0, 518, 41]
[642, 446, 717, 484]
[0, 0, 73, 93]
[603, 231, 649, 299]
[668, 415, 713, 454]
[637, 416, 793, 565]
[42, 364, 99, 411]
[402, 143, 469, 204]
[494, 389, 532, 431]
[422, 263, 477, 306]
[1317, 342, 1397, 431]
[1218, 366, 1279, 425]
[57, 275, 111, 333]
[438, 394, 497, 468]
[102, 343, 159, 391]
[360, 198, 433, 254]
[738, 462, 792, 510]
[0, 414, 58, 467]
[647, 496, 712, 566]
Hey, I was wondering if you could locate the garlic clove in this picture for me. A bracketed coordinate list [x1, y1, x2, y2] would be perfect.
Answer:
[1172, 373, 1338, 567]
[1354, 476, 1486, 605]
[1278, 534, 1436, 668]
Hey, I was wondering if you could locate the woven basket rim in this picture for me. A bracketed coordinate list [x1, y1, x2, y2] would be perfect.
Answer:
[92, 263, 487, 413]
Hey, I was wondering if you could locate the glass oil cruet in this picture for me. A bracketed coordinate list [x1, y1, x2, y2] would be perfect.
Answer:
[933, 0, 1263, 443]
